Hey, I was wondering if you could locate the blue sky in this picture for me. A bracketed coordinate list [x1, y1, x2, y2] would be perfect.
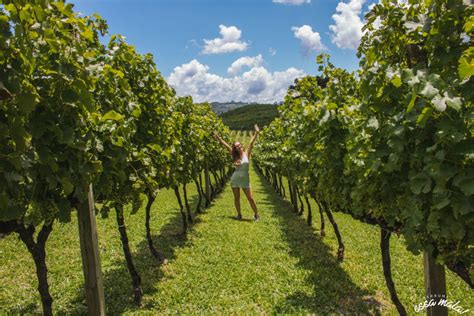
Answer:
[71, 0, 376, 103]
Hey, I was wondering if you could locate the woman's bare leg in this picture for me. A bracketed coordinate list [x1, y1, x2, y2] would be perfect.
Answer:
[232, 187, 242, 219]
[243, 188, 259, 218]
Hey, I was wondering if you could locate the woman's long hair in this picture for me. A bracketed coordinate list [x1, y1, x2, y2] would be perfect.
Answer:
[231, 142, 242, 162]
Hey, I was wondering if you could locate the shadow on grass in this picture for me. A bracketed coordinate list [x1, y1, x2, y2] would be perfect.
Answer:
[225, 215, 253, 222]
[253, 168, 383, 315]
[65, 212, 187, 313]
[104, 195, 210, 314]
[69, 182, 228, 314]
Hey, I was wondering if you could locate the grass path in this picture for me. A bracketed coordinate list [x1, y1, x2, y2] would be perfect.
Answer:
[135, 163, 472, 315]
[138, 165, 379, 314]
[1, 160, 471, 314]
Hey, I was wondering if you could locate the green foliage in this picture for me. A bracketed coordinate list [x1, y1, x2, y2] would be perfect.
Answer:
[356, 0, 473, 273]
[0, 0, 106, 224]
[220, 103, 279, 130]
[254, 0, 473, 285]
[0, 0, 231, 224]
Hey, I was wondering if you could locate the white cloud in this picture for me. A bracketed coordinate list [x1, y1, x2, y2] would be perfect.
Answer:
[168, 59, 305, 103]
[329, 0, 365, 50]
[269, 47, 277, 56]
[292, 25, 326, 56]
[227, 55, 264, 76]
[202, 25, 249, 54]
[273, 0, 311, 4]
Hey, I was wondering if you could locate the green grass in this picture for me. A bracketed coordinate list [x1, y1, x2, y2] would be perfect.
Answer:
[220, 103, 278, 130]
[272, 175, 473, 313]
[0, 159, 471, 314]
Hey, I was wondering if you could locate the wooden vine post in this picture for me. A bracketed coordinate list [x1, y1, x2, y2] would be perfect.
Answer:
[423, 251, 447, 316]
[77, 184, 105, 315]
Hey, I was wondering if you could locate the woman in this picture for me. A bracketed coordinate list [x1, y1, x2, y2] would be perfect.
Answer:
[214, 125, 260, 221]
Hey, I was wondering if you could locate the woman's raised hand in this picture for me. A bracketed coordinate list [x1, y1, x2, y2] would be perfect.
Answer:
[212, 131, 219, 140]
[254, 124, 260, 134]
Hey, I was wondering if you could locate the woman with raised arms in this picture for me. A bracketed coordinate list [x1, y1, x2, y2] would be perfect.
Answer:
[213, 125, 260, 221]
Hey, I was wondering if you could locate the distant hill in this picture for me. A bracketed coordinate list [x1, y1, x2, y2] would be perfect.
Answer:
[210, 101, 250, 114]
[220, 103, 279, 130]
